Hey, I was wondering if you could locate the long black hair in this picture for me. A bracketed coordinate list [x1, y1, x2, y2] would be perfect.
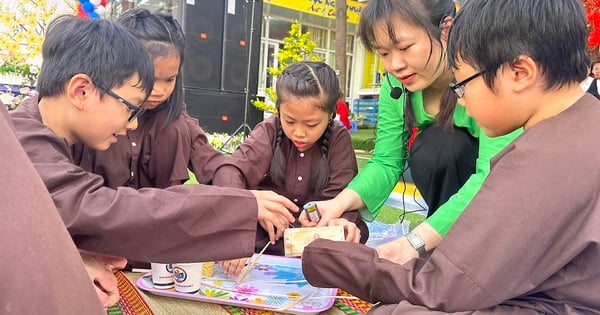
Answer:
[359, 0, 457, 130]
[270, 61, 339, 195]
[117, 8, 185, 128]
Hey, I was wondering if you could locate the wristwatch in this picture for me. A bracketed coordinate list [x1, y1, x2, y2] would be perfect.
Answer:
[406, 232, 426, 257]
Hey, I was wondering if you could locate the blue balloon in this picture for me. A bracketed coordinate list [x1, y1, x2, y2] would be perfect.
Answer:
[89, 12, 100, 19]
[78, 0, 89, 3]
[82, 2, 95, 13]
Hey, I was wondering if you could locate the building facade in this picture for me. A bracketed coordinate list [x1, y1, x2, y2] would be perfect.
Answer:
[106, 0, 381, 131]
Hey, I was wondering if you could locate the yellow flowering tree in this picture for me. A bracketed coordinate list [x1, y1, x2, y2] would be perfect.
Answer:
[0, 0, 63, 109]
[0, 0, 62, 83]
[252, 21, 321, 113]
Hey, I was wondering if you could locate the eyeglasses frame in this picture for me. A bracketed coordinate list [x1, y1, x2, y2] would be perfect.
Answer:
[449, 70, 485, 98]
[97, 85, 146, 122]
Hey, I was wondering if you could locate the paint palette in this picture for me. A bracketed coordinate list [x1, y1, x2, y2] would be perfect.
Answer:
[136, 254, 336, 314]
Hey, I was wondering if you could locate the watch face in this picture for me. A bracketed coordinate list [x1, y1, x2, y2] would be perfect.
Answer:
[408, 233, 425, 250]
[407, 233, 426, 258]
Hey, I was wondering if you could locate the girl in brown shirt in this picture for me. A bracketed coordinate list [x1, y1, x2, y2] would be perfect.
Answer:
[73, 9, 224, 189]
[70, 9, 230, 269]
[213, 61, 368, 274]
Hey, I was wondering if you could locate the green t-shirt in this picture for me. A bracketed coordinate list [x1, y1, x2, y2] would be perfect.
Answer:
[348, 75, 521, 236]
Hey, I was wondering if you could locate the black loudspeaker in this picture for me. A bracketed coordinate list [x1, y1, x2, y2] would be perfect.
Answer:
[184, 88, 262, 133]
[183, 32, 222, 90]
[182, 0, 225, 90]
[182, 0, 264, 133]
[182, 0, 262, 94]
[221, 0, 262, 94]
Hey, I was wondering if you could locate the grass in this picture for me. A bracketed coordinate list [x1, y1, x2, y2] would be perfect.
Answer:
[376, 206, 424, 231]
[350, 127, 377, 152]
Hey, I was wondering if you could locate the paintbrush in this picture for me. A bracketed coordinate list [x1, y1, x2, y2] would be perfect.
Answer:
[236, 241, 270, 284]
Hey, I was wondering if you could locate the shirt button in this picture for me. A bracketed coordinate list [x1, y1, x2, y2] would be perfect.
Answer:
[131, 142, 137, 147]
[293, 198, 298, 202]
[299, 152, 305, 158]
[297, 176, 303, 181]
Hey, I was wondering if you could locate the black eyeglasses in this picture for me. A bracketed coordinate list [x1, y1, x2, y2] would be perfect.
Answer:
[449, 70, 485, 98]
[99, 86, 146, 122]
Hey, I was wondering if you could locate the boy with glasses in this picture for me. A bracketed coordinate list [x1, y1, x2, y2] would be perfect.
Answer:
[301, 0, 600, 313]
[11, 15, 297, 268]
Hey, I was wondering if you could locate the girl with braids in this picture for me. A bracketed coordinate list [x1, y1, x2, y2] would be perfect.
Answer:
[213, 61, 367, 274]
[303, 0, 521, 265]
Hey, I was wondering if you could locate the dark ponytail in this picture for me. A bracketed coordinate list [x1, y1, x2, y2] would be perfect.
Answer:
[435, 89, 458, 130]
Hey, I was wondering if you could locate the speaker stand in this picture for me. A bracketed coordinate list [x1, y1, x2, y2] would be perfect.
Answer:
[219, 0, 257, 152]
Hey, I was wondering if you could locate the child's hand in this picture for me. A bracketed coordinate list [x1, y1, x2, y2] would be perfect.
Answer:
[219, 257, 249, 277]
[327, 218, 361, 243]
[80, 251, 127, 309]
[250, 190, 298, 243]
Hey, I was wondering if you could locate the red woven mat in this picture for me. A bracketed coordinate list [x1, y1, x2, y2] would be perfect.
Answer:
[107, 271, 154, 315]
[333, 289, 373, 314]
[220, 289, 372, 315]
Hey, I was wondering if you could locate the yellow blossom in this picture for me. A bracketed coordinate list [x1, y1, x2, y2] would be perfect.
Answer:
[0, 0, 60, 85]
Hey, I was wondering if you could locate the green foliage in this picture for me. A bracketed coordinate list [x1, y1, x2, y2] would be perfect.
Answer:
[0, 59, 39, 86]
[206, 132, 245, 155]
[252, 21, 321, 113]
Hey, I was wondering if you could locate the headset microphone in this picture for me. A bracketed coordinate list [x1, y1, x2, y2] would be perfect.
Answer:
[386, 73, 403, 99]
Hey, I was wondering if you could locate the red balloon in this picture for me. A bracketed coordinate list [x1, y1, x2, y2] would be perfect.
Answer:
[100, 0, 107, 5]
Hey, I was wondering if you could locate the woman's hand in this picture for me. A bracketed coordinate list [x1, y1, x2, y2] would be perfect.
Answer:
[298, 189, 365, 227]
[298, 198, 346, 227]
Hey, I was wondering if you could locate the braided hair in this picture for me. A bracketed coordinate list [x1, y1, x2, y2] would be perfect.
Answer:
[269, 61, 339, 195]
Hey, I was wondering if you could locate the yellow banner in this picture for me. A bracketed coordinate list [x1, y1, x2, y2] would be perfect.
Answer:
[266, 0, 365, 25]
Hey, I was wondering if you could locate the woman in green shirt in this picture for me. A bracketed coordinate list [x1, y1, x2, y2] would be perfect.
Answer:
[299, 0, 521, 263]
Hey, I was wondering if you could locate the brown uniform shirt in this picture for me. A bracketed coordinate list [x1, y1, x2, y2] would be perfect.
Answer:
[73, 103, 225, 188]
[11, 98, 259, 263]
[0, 105, 105, 314]
[214, 115, 367, 255]
[73, 102, 192, 189]
[302, 94, 600, 314]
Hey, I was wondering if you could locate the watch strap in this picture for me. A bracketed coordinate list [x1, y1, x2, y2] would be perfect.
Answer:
[406, 232, 426, 257]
